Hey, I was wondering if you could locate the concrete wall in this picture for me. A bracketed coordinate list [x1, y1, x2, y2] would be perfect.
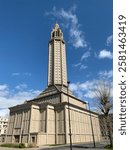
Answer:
[65, 105, 101, 144]
[30, 106, 40, 133]
[61, 93, 87, 109]
[6, 102, 101, 146]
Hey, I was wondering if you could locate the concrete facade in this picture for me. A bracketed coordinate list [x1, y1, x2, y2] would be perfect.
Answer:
[6, 100, 101, 146]
[0, 116, 8, 143]
[5, 23, 102, 146]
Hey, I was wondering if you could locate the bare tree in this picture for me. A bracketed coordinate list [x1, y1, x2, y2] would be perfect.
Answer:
[94, 81, 113, 146]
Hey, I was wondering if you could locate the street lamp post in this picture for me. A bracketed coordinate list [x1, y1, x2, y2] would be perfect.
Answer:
[67, 81, 72, 150]
[87, 102, 96, 148]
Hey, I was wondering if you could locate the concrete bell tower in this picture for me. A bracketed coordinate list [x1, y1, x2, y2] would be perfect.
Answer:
[48, 23, 67, 87]
[5, 23, 102, 147]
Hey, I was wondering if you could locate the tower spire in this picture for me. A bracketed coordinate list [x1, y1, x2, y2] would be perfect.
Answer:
[50, 22, 63, 39]
[48, 23, 67, 87]
[54, 22, 59, 28]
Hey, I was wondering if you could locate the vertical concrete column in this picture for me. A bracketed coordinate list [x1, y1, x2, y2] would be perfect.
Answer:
[12, 113, 17, 143]
[5, 116, 11, 142]
[20, 111, 24, 143]
[46, 105, 49, 144]
[64, 105, 68, 144]
[28, 106, 33, 143]
[55, 109, 58, 144]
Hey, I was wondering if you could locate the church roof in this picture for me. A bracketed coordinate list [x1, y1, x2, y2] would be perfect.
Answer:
[37, 85, 73, 98]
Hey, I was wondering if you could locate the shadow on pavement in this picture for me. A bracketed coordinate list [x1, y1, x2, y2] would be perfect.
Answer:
[73, 145, 105, 149]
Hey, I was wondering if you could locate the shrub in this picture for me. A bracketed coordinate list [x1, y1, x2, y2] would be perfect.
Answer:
[19, 143, 26, 148]
[104, 144, 113, 149]
[0, 143, 19, 148]
[0, 143, 26, 148]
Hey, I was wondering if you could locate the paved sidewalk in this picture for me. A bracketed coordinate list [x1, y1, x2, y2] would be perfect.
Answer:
[39, 141, 109, 150]
[0, 141, 109, 150]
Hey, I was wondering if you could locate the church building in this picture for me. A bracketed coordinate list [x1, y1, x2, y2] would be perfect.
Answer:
[5, 23, 101, 146]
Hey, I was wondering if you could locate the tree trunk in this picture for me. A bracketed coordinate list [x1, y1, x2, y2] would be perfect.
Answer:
[105, 115, 113, 146]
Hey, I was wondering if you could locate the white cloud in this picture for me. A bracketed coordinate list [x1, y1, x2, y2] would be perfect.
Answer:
[12, 72, 20, 76]
[46, 6, 87, 48]
[72, 50, 90, 71]
[98, 49, 113, 59]
[69, 79, 112, 100]
[0, 84, 8, 90]
[73, 62, 81, 67]
[0, 84, 9, 97]
[80, 65, 87, 70]
[69, 83, 78, 91]
[73, 63, 87, 70]
[0, 109, 9, 117]
[23, 72, 32, 76]
[106, 35, 113, 46]
[84, 91, 96, 99]
[15, 83, 28, 90]
[69, 80, 98, 99]
[81, 51, 90, 61]
[12, 72, 32, 77]
[98, 70, 113, 79]
[0, 84, 41, 117]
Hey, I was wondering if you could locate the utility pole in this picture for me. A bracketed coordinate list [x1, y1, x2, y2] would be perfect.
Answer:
[67, 81, 72, 150]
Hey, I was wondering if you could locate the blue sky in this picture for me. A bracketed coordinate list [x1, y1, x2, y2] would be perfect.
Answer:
[0, 0, 112, 116]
